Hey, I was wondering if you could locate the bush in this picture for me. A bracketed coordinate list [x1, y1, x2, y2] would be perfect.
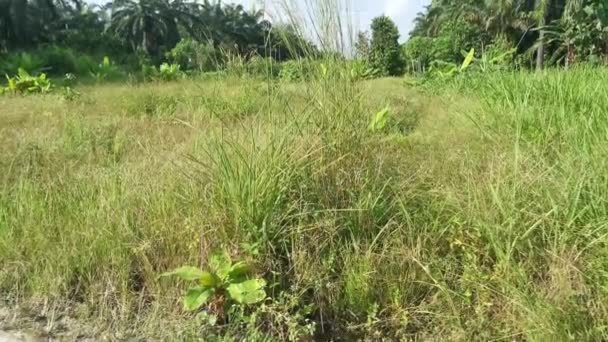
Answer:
[369, 16, 405, 76]
[36, 46, 78, 74]
[167, 39, 219, 72]
[430, 19, 488, 64]
[158, 63, 183, 81]
[3, 68, 52, 95]
[0, 52, 45, 75]
[0, 47, 108, 77]
[89, 56, 123, 82]
[402, 36, 434, 74]
[277, 59, 323, 81]
[141, 63, 184, 82]
[246, 56, 279, 78]
[278, 60, 305, 81]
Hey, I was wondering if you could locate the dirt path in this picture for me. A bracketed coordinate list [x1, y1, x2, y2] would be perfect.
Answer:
[0, 331, 40, 342]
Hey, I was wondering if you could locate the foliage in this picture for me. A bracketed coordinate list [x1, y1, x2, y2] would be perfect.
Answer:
[244, 56, 279, 78]
[349, 59, 378, 81]
[139, 62, 183, 82]
[425, 48, 477, 80]
[368, 106, 391, 132]
[407, 0, 608, 70]
[540, 1, 608, 67]
[89, 56, 122, 82]
[3, 68, 52, 94]
[163, 251, 266, 311]
[166, 38, 218, 72]
[0, 46, 98, 76]
[402, 36, 434, 74]
[354, 31, 371, 60]
[477, 36, 518, 71]
[369, 16, 405, 76]
[430, 18, 489, 65]
[1, 0, 313, 76]
[158, 63, 183, 81]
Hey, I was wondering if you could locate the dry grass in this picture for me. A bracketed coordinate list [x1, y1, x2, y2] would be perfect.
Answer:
[2, 68, 608, 340]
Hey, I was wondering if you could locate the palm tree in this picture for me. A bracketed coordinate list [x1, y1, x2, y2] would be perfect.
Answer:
[109, 0, 170, 54]
[109, 0, 202, 56]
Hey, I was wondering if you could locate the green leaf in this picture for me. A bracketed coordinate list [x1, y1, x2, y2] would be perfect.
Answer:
[162, 266, 204, 281]
[184, 286, 214, 311]
[199, 272, 219, 287]
[227, 279, 267, 305]
[228, 261, 251, 281]
[368, 107, 391, 132]
[209, 251, 232, 280]
[460, 48, 475, 72]
[17, 68, 30, 78]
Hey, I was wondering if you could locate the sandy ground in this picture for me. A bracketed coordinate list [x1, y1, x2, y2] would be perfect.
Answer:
[0, 331, 41, 342]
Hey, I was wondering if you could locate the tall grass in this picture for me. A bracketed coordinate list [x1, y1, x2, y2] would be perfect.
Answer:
[2, 4, 608, 340]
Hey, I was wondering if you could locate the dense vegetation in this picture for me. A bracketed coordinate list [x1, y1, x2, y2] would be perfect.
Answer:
[2, 0, 608, 340]
[0, 0, 313, 76]
[402, 0, 608, 73]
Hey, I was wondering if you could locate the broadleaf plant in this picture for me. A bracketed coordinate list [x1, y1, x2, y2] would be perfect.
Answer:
[162, 251, 266, 312]
[368, 106, 391, 132]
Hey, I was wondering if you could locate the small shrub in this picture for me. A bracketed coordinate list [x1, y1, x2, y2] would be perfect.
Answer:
[368, 106, 391, 132]
[3, 68, 52, 95]
[278, 61, 299, 81]
[402, 36, 434, 74]
[349, 59, 378, 81]
[167, 39, 218, 72]
[246, 56, 278, 78]
[0, 52, 44, 75]
[90, 56, 122, 82]
[158, 63, 183, 81]
[37, 46, 78, 74]
[60, 86, 81, 102]
[140, 63, 184, 82]
[162, 251, 266, 312]
[279, 60, 306, 81]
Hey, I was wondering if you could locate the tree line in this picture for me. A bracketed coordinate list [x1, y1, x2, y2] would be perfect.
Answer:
[2, 0, 606, 77]
[354, 0, 607, 77]
[404, 0, 608, 72]
[0, 0, 312, 65]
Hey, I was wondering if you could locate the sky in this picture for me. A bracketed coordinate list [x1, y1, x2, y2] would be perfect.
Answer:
[238, 0, 431, 41]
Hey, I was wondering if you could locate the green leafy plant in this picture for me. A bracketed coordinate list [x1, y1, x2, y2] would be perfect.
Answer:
[430, 48, 476, 79]
[158, 63, 183, 81]
[278, 60, 304, 81]
[141, 63, 184, 82]
[89, 56, 119, 82]
[4, 68, 52, 94]
[350, 59, 378, 81]
[368, 106, 391, 132]
[166, 39, 218, 72]
[60, 86, 81, 102]
[163, 251, 266, 311]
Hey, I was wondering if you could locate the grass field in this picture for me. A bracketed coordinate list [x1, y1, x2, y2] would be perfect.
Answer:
[2, 67, 608, 340]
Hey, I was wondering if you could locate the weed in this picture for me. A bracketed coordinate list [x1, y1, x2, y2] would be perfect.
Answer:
[163, 251, 266, 312]
[3, 68, 52, 94]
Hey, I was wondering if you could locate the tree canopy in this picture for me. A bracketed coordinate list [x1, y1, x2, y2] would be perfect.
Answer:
[0, 0, 312, 65]
[405, 0, 608, 69]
